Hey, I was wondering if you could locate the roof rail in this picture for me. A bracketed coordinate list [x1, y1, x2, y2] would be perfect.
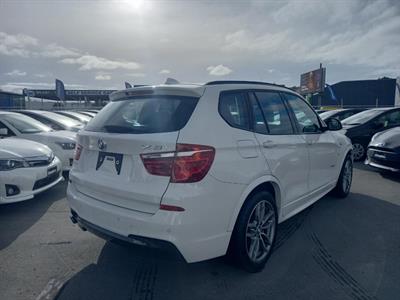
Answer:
[204, 80, 287, 88]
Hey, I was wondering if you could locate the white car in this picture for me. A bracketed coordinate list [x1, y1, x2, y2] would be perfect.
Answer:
[14, 110, 84, 132]
[67, 80, 353, 272]
[0, 111, 76, 175]
[0, 138, 62, 204]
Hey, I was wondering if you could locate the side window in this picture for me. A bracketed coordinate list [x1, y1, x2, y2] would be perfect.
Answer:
[386, 110, 400, 127]
[0, 121, 15, 137]
[248, 93, 268, 134]
[284, 93, 321, 133]
[377, 110, 400, 128]
[219, 92, 250, 130]
[254, 91, 294, 135]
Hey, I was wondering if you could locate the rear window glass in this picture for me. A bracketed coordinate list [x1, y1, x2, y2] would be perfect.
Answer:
[85, 96, 199, 134]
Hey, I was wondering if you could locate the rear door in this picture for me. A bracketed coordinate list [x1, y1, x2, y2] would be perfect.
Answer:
[249, 91, 309, 210]
[72, 95, 199, 214]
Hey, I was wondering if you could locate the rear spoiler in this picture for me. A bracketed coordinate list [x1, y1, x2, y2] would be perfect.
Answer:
[110, 85, 205, 101]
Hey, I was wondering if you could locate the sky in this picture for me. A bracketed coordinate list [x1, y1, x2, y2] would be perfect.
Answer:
[0, 0, 399, 93]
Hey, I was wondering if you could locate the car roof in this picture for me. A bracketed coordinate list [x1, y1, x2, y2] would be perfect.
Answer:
[368, 107, 399, 111]
[110, 80, 295, 101]
[0, 110, 23, 116]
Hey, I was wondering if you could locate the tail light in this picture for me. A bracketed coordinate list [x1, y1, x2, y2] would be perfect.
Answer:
[140, 143, 215, 183]
[74, 144, 82, 161]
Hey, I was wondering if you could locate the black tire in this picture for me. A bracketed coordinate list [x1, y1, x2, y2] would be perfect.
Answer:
[62, 171, 69, 181]
[334, 154, 353, 198]
[229, 191, 277, 273]
[352, 142, 366, 161]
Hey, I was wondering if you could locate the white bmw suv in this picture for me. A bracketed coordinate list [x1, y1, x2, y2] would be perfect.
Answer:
[67, 81, 353, 272]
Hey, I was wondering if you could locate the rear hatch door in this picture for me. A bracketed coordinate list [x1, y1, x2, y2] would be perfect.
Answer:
[72, 93, 199, 214]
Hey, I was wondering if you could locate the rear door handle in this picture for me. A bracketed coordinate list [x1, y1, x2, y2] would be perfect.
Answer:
[263, 141, 276, 148]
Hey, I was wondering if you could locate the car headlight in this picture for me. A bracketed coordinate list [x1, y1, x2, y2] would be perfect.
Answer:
[0, 159, 29, 171]
[56, 142, 76, 150]
[370, 133, 379, 143]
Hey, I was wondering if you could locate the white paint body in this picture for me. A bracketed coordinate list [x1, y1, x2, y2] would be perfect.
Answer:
[0, 112, 76, 171]
[0, 138, 62, 204]
[67, 83, 352, 263]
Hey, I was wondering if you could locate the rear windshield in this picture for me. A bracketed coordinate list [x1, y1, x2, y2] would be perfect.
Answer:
[85, 96, 199, 134]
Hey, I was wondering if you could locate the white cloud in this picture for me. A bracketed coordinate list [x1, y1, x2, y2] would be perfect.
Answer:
[206, 64, 233, 76]
[34, 73, 47, 78]
[39, 43, 80, 58]
[0, 32, 37, 57]
[222, 1, 400, 71]
[126, 73, 146, 77]
[159, 69, 171, 74]
[95, 74, 112, 80]
[5, 69, 27, 76]
[60, 55, 140, 71]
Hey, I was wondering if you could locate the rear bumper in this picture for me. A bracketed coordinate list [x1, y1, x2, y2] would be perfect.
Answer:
[70, 209, 182, 257]
[67, 175, 244, 263]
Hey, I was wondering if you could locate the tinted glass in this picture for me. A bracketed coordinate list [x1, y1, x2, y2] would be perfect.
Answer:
[86, 96, 198, 134]
[2, 114, 52, 134]
[219, 92, 250, 130]
[249, 93, 268, 134]
[319, 110, 339, 119]
[284, 93, 321, 133]
[255, 91, 293, 135]
[376, 110, 400, 128]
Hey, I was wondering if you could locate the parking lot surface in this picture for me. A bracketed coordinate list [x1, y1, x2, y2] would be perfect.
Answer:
[1, 163, 399, 300]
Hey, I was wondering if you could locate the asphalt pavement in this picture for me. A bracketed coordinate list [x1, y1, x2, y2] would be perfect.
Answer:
[0, 163, 399, 300]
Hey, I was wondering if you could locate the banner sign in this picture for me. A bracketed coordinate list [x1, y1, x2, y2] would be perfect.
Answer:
[300, 68, 326, 94]
[55, 79, 66, 101]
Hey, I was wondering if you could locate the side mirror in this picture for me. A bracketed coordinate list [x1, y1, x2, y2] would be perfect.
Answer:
[0, 128, 8, 136]
[326, 118, 342, 131]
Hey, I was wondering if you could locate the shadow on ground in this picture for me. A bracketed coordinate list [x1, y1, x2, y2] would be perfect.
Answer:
[0, 181, 67, 250]
[56, 192, 400, 300]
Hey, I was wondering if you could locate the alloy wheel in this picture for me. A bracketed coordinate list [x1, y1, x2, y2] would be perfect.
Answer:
[352, 143, 364, 161]
[342, 159, 352, 193]
[245, 200, 276, 263]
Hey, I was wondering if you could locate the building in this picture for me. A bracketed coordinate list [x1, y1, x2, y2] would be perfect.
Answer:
[310, 77, 399, 108]
[0, 90, 25, 109]
[24, 89, 116, 106]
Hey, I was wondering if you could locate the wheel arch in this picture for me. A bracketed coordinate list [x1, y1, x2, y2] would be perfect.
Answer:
[228, 176, 282, 232]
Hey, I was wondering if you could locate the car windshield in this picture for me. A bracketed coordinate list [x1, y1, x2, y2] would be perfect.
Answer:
[342, 109, 383, 125]
[61, 112, 91, 123]
[2, 113, 52, 134]
[85, 96, 199, 134]
[39, 111, 83, 128]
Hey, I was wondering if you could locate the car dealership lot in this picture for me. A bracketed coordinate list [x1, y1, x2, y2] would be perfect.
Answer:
[0, 163, 399, 300]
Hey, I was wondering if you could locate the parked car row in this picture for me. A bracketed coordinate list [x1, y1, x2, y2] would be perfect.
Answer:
[318, 107, 400, 164]
[0, 109, 99, 204]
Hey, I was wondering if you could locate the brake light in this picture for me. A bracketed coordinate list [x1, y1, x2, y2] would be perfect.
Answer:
[74, 144, 82, 160]
[140, 143, 215, 183]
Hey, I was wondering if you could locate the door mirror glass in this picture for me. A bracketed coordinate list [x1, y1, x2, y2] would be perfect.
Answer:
[326, 118, 342, 131]
[0, 128, 9, 136]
